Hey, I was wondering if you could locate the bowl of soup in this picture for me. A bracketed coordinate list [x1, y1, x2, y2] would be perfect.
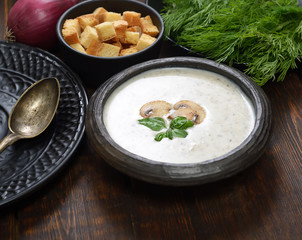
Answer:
[85, 57, 272, 186]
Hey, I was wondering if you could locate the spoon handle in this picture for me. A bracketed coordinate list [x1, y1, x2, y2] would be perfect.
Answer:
[0, 133, 22, 154]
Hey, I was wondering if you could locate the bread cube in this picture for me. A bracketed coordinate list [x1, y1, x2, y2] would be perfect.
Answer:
[123, 11, 141, 27]
[62, 28, 80, 45]
[95, 22, 117, 42]
[136, 33, 156, 51]
[111, 41, 123, 49]
[86, 39, 102, 55]
[120, 47, 138, 56]
[93, 7, 108, 21]
[99, 12, 122, 22]
[77, 14, 99, 30]
[122, 31, 140, 45]
[80, 26, 98, 48]
[127, 26, 142, 36]
[97, 43, 121, 57]
[140, 16, 159, 37]
[112, 20, 128, 41]
[62, 18, 81, 45]
[86, 40, 120, 57]
[70, 43, 86, 54]
[63, 19, 81, 36]
[144, 15, 153, 24]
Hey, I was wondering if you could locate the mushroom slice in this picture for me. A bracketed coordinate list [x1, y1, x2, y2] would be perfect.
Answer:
[139, 100, 172, 118]
[171, 100, 206, 124]
[168, 108, 197, 122]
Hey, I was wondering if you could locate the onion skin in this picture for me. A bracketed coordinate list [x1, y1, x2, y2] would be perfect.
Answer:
[7, 0, 79, 50]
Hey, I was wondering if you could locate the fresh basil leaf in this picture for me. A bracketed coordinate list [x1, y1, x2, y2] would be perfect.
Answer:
[180, 120, 194, 129]
[170, 116, 194, 130]
[138, 117, 166, 131]
[166, 129, 174, 140]
[155, 132, 166, 142]
[170, 116, 187, 129]
[139, 116, 194, 142]
[172, 129, 188, 138]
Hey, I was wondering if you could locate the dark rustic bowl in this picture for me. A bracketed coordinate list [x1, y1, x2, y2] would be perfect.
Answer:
[56, 0, 164, 88]
[85, 57, 272, 186]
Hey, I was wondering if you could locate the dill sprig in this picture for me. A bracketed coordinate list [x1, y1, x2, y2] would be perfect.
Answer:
[161, 0, 302, 85]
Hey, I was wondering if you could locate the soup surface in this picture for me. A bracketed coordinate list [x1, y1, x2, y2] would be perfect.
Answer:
[103, 67, 255, 163]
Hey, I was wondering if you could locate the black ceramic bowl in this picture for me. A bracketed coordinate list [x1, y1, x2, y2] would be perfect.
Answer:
[56, 0, 164, 88]
[86, 57, 272, 186]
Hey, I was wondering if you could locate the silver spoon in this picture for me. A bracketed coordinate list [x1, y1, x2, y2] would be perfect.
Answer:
[0, 77, 60, 153]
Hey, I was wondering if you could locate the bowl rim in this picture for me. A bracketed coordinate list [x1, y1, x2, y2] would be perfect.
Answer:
[56, 0, 165, 60]
[88, 56, 271, 168]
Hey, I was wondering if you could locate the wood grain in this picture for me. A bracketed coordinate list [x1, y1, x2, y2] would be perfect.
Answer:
[0, 0, 301, 239]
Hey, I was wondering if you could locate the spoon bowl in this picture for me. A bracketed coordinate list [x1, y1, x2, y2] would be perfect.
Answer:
[0, 77, 60, 153]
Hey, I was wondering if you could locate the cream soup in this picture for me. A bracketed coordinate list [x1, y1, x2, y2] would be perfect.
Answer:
[103, 67, 255, 163]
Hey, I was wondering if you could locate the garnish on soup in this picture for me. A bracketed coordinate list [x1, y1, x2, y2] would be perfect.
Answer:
[138, 100, 204, 141]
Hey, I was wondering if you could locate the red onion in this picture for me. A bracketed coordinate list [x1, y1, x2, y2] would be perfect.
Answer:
[6, 0, 79, 49]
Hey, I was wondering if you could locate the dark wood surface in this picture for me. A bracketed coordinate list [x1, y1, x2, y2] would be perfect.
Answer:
[0, 1, 301, 239]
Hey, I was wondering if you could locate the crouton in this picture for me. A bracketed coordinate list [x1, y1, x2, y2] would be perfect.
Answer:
[93, 7, 108, 21]
[86, 40, 120, 57]
[112, 20, 128, 41]
[120, 47, 138, 56]
[62, 28, 80, 45]
[80, 26, 98, 48]
[144, 15, 153, 24]
[70, 43, 86, 54]
[97, 43, 121, 57]
[136, 33, 156, 51]
[62, 19, 81, 45]
[86, 39, 103, 55]
[95, 22, 117, 42]
[63, 19, 81, 35]
[123, 11, 141, 27]
[140, 15, 159, 37]
[77, 14, 99, 30]
[111, 41, 123, 49]
[127, 26, 142, 36]
[99, 12, 122, 22]
[122, 31, 139, 45]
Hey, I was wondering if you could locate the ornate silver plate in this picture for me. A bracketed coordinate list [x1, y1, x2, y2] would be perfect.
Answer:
[0, 41, 87, 207]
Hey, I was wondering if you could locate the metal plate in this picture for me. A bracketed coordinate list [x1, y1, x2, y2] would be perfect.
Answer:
[0, 41, 88, 207]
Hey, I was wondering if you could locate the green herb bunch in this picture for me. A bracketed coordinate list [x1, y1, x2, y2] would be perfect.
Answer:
[161, 0, 302, 85]
[138, 116, 194, 141]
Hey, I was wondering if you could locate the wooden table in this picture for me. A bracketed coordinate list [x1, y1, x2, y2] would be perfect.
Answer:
[0, 1, 301, 239]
